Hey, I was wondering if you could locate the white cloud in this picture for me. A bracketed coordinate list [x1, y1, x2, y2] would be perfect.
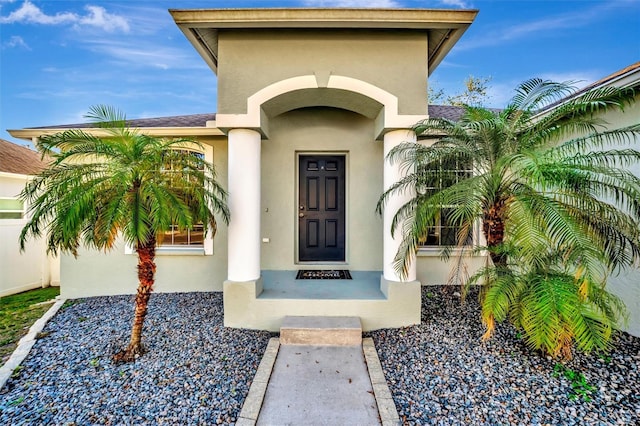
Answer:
[76, 5, 129, 32]
[0, 0, 76, 24]
[438, 60, 470, 69]
[0, 1, 129, 32]
[2, 34, 30, 49]
[485, 80, 519, 108]
[82, 39, 207, 71]
[439, 0, 471, 8]
[302, 0, 402, 7]
[110, 5, 172, 36]
[457, 1, 630, 51]
[482, 70, 601, 108]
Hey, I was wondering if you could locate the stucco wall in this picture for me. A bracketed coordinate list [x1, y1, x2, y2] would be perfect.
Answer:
[0, 173, 59, 297]
[57, 107, 487, 298]
[416, 253, 487, 286]
[58, 138, 229, 299]
[217, 30, 428, 116]
[60, 242, 227, 298]
[261, 107, 383, 270]
[261, 107, 487, 279]
[598, 93, 640, 336]
[1, 175, 27, 196]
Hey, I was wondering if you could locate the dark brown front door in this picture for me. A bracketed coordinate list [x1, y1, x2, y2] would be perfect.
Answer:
[298, 155, 346, 262]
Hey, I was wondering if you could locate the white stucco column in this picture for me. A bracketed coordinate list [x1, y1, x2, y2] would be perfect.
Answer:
[227, 128, 261, 282]
[383, 129, 417, 282]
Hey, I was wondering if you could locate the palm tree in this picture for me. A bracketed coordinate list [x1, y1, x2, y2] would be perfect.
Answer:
[377, 80, 640, 357]
[19, 105, 230, 362]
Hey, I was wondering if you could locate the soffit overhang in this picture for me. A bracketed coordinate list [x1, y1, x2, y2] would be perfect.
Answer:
[170, 8, 478, 76]
[8, 127, 225, 142]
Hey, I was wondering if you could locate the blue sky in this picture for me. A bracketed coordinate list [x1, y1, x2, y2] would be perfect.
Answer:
[1, 0, 639, 145]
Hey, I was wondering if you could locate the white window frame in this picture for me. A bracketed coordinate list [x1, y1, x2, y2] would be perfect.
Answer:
[125, 143, 214, 256]
[0, 197, 25, 220]
[415, 140, 477, 255]
[419, 206, 472, 247]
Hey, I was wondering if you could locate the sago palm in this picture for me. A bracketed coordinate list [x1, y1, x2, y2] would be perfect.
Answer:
[479, 263, 626, 359]
[377, 79, 640, 357]
[20, 105, 229, 362]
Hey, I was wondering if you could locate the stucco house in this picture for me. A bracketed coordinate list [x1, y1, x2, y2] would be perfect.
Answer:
[0, 139, 59, 296]
[8, 8, 483, 331]
[8, 8, 639, 336]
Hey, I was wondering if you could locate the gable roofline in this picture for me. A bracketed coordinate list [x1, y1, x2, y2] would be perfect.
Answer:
[537, 62, 640, 115]
[579, 61, 640, 93]
[170, 8, 478, 75]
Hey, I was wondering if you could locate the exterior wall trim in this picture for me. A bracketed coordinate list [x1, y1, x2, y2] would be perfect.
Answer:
[8, 127, 225, 141]
[0, 171, 31, 180]
[215, 74, 427, 139]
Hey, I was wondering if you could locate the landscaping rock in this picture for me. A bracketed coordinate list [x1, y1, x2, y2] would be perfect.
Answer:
[0, 292, 271, 425]
[369, 286, 640, 425]
[1, 288, 638, 425]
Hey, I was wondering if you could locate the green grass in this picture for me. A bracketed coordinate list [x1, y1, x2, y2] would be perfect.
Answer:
[0, 287, 60, 365]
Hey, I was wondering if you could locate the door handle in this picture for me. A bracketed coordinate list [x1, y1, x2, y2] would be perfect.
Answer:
[299, 205, 305, 210]
[299, 213, 305, 218]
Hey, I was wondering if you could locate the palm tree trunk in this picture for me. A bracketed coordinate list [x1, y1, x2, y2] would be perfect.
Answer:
[480, 201, 508, 342]
[113, 236, 156, 362]
[483, 201, 507, 268]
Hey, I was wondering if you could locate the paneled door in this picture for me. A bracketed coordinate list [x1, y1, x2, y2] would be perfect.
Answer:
[298, 155, 346, 262]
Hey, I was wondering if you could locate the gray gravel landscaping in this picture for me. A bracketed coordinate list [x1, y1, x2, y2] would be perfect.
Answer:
[369, 286, 640, 425]
[0, 292, 271, 425]
[1, 287, 639, 425]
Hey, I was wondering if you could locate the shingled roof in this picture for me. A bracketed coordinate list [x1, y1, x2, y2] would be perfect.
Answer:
[0, 139, 49, 175]
[29, 113, 217, 130]
[27, 107, 470, 130]
[428, 105, 466, 121]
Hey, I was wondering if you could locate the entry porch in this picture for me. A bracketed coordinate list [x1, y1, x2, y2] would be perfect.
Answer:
[223, 270, 421, 332]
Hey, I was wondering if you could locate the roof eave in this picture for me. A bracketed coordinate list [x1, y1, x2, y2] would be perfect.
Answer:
[8, 126, 225, 141]
[427, 26, 470, 76]
[170, 8, 478, 75]
[602, 65, 640, 90]
[533, 63, 640, 119]
[169, 8, 479, 27]
[0, 171, 31, 180]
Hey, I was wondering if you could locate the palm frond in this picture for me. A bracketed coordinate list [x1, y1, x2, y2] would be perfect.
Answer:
[20, 105, 229, 255]
[380, 79, 639, 359]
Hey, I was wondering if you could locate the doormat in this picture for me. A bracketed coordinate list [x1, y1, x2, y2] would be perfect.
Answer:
[296, 270, 352, 280]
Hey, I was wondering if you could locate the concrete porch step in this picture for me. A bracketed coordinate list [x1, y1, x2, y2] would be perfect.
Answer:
[280, 316, 362, 346]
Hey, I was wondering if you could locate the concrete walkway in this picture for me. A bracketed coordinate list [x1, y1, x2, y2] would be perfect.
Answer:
[258, 344, 379, 425]
[236, 317, 400, 426]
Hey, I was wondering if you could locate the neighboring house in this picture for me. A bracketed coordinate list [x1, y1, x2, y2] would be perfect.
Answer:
[0, 139, 60, 297]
